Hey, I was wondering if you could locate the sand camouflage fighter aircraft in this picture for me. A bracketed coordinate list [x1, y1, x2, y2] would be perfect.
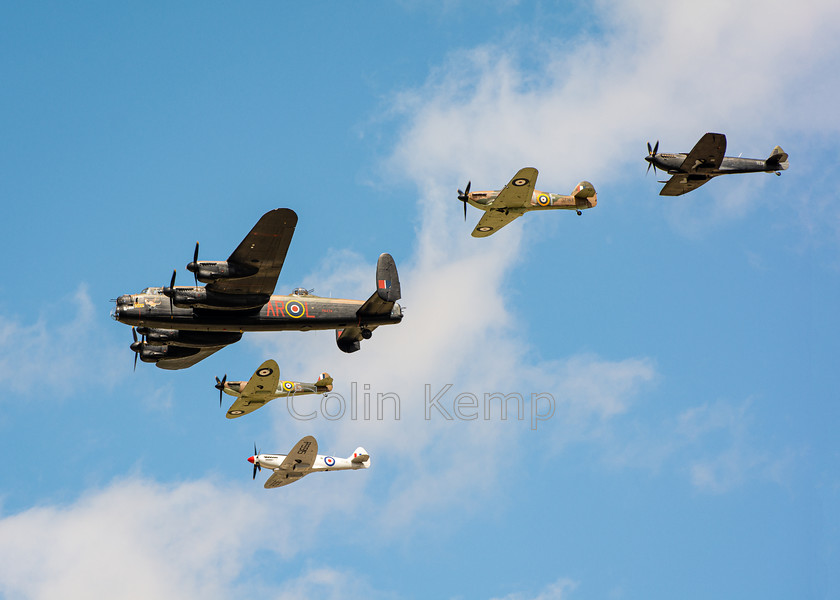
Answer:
[249, 435, 370, 489]
[215, 359, 333, 419]
[645, 132, 789, 196]
[113, 208, 403, 370]
[457, 167, 597, 237]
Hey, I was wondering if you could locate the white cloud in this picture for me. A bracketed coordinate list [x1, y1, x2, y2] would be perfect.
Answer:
[0, 284, 127, 400]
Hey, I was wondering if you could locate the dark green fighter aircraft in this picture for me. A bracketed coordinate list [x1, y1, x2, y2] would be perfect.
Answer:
[113, 208, 403, 370]
[645, 132, 789, 196]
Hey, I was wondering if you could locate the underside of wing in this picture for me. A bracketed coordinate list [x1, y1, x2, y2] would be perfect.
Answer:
[679, 133, 726, 172]
[471, 209, 524, 237]
[264, 469, 305, 488]
[207, 208, 298, 297]
[278, 435, 318, 472]
[155, 346, 226, 370]
[492, 167, 539, 208]
[659, 173, 714, 196]
[226, 395, 272, 418]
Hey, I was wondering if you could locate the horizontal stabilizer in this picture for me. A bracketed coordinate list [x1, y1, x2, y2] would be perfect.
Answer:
[571, 180, 596, 199]
[766, 146, 789, 170]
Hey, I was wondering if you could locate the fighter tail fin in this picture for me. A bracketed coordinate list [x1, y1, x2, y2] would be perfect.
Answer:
[350, 447, 371, 468]
[315, 372, 334, 391]
[571, 180, 596, 199]
[766, 146, 789, 170]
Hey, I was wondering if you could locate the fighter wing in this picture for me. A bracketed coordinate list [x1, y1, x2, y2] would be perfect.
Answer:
[659, 173, 715, 196]
[225, 359, 282, 418]
[471, 209, 524, 237]
[264, 435, 318, 487]
[240, 359, 281, 397]
[679, 133, 726, 172]
[207, 208, 298, 297]
[155, 346, 226, 370]
[492, 167, 539, 208]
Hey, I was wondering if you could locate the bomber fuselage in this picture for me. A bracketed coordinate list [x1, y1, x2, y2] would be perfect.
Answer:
[113, 287, 403, 332]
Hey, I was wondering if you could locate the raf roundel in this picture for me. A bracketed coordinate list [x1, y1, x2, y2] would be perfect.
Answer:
[513, 178, 529, 186]
[477, 226, 493, 233]
[537, 194, 550, 206]
[285, 300, 305, 318]
[324, 456, 336, 467]
[228, 409, 244, 416]
[257, 367, 274, 377]
[282, 380, 294, 392]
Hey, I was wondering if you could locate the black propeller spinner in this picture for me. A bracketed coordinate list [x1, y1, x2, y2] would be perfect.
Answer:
[215, 374, 227, 407]
[457, 181, 471, 221]
[646, 141, 660, 176]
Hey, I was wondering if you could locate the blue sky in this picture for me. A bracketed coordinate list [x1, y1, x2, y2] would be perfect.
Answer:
[1, 1, 839, 598]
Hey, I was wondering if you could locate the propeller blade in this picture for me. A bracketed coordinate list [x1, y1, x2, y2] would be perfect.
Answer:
[646, 162, 651, 176]
[131, 327, 139, 371]
[215, 374, 227, 407]
[653, 140, 659, 155]
[457, 181, 471, 221]
[647, 141, 652, 155]
[192, 242, 199, 286]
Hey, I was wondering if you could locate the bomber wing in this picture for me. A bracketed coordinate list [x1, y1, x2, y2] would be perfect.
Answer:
[679, 133, 726, 172]
[156, 346, 226, 370]
[471, 209, 524, 237]
[492, 167, 539, 208]
[225, 359, 282, 419]
[265, 435, 318, 489]
[207, 208, 298, 297]
[659, 173, 715, 196]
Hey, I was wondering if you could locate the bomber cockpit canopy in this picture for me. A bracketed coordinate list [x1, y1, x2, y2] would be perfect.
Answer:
[140, 287, 164, 294]
[291, 287, 312, 296]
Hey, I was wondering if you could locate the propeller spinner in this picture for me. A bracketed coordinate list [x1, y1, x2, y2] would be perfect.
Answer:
[248, 443, 262, 479]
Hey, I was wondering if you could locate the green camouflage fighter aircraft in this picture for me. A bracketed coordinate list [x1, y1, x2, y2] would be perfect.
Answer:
[457, 167, 597, 237]
[113, 208, 403, 370]
[645, 132, 789, 196]
[215, 359, 333, 419]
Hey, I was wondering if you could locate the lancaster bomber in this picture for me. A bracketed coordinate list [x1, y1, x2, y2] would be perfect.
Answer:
[457, 167, 597, 237]
[645, 132, 789, 196]
[113, 208, 403, 369]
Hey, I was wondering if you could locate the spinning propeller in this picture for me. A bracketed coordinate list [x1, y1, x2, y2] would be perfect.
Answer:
[162, 270, 177, 316]
[457, 181, 471, 220]
[215, 374, 227, 407]
[646, 141, 660, 176]
[251, 443, 262, 479]
[130, 327, 144, 371]
[187, 242, 200, 286]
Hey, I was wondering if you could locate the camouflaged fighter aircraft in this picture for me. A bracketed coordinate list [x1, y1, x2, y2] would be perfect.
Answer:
[645, 133, 789, 196]
[215, 359, 333, 419]
[457, 167, 597, 237]
[248, 436, 370, 489]
[113, 208, 402, 370]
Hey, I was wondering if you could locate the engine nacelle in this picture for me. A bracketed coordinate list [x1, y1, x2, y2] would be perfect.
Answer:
[187, 260, 258, 284]
[136, 328, 243, 348]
